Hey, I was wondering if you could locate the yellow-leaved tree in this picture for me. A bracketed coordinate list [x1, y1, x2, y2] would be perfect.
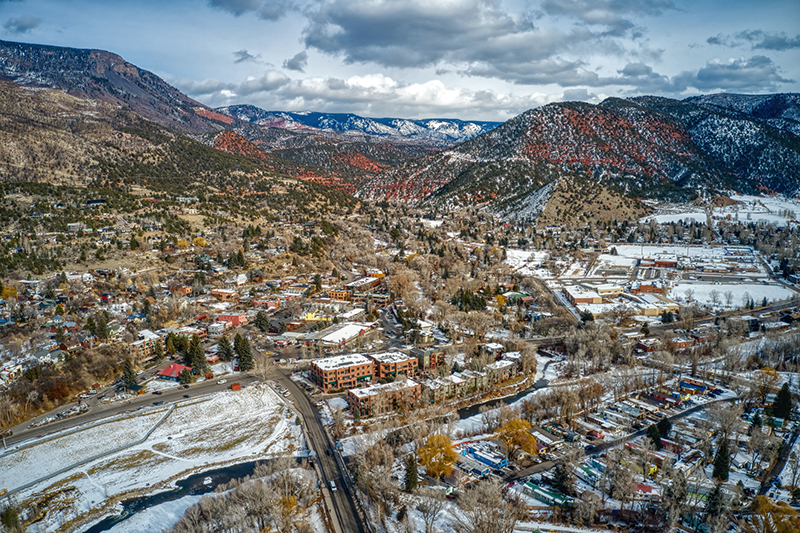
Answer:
[497, 418, 538, 459]
[418, 434, 459, 480]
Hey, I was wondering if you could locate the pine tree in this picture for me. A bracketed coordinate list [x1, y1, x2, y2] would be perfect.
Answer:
[254, 311, 269, 332]
[405, 454, 418, 492]
[773, 382, 794, 420]
[705, 481, 725, 518]
[178, 368, 192, 385]
[130, 236, 139, 250]
[236, 335, 253, 371]
[186, 335, 207, 374]
[657, 417, 672, 438]
[95, 315, 109, 340]
[647, 424, 664, 450]
[166, 334, 176, 355]
[122, 358, 137, 390]
[218, 336, 234, 361]
[153, 340, 164, 361]
[712, 439, 730, 481]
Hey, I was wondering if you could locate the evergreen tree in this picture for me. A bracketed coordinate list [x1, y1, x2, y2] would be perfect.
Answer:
[178, 368, 192, 385]
[143, 299, 152, 317]
[166, 334, 176, 355]
[647, 424, 664, 450]
[85, 316, 96, 336]
[773, 382, 794, 419]
[405, 454, 418, 492]
[712, 439, 730, 481]
[236, 335, 253, 371]
[552, 463, 573, 495]
[95, 315, 109, 340]
[657, 418, 672, 438]
[753, 411, 762, 429]
[705, 481, 725, 518]
[122, 358, 137, 390]
[218, 336, 234, 361]
[130, 236, 139, 250]
[254, 311, 269, 332]
[185, 335, 207, 374]
[153, 340, 164, 361]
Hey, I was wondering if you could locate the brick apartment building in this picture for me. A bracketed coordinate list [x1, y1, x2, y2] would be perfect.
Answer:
[129, 329, 164, 362]
[347, 378, 421, 417]
[309, 353, 374, 392]
[367, 351, 419, 379]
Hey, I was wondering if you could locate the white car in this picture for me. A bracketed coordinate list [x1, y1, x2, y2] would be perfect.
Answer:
[330, 480, 337, 492]
[217, 379, 227, 385]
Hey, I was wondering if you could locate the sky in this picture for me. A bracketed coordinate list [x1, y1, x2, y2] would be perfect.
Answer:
[0, 0, 798, 121]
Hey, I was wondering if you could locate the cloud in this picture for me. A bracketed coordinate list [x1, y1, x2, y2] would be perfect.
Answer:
[283, 50, 308, 72]
[302, 0, 522, 68]
[172, 70, 291, 98]
[208, 0, 292, 20]
[3, 15, 41, 34]
[299, 0, 667, 88]
[541, 0, 674, 35]
[561, 88, 597, 101]
[233, 49, 261, 64]
[678, 55, 794, 92]
[174, 71, 568, 120]
[707, 30, 800, 51]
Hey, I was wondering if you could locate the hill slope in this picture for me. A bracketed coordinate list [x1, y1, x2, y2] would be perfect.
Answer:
[360, 95, 800, 215]
[0, 39, 229, 134]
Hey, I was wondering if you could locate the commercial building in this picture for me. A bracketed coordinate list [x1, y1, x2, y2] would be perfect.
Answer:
[310, 353, 374, 392]
[564, 286, 602, 305]
[368, 351, 419, 379]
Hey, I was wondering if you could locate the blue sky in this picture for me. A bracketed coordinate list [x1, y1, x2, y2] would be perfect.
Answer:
[1, 0, 798, 120]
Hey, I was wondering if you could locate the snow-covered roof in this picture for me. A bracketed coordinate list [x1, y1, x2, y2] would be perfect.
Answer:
[313, 353, 372, 371]
[349, 378, 419, 398]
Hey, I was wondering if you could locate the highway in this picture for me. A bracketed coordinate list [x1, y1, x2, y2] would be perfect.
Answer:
[273, 365, 367, 533]
[5, 362, 257, 448]
[7, 349, 368, 533]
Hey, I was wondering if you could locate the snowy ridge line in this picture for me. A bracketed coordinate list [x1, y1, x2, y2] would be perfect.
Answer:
[1, 404, 172, 460]
[8, 403, 176, 497]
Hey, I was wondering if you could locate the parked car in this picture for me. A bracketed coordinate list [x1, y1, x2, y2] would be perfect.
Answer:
[217, 379, 227, 385]
[152, 391, 163, 395]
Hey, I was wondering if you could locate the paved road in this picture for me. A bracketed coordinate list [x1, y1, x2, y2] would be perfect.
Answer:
[759, 427, 799, 495]
[274, 367, 366, 533]
[5, 368, 257, 448]
[510, 397, 731, 481]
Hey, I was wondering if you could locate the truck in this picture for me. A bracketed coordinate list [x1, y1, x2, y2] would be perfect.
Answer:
[230, 383, 242, 391]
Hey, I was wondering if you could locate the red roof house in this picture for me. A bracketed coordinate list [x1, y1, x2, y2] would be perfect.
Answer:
[157, 363, 191, 381]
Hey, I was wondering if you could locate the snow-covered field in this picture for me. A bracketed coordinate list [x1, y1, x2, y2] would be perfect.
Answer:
[505, 249, 552, 277]
[612, 244, 730, 261]
[717, 194, 800, 227]
[0, 409, 166, 491]
[670, 282, 794, 309]
[15, 384, 302, 532]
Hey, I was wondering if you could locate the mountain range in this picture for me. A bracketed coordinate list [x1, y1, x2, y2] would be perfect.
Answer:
[360, 95, 800, 215]
[1, 38, 799, 225]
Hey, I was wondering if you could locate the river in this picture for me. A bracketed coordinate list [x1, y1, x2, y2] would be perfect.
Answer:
[83, 459, 287, 533]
